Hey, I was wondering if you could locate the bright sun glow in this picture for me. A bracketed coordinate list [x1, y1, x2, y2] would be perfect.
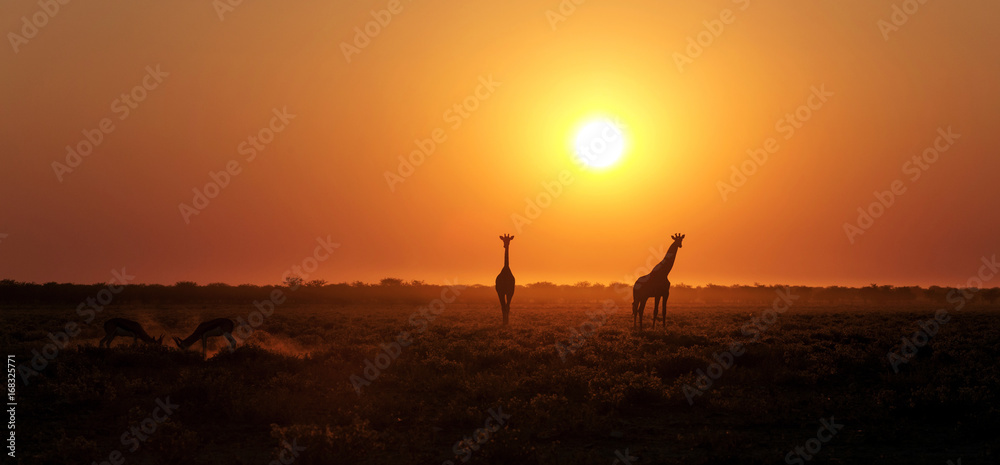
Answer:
[573, 117, 627, 169]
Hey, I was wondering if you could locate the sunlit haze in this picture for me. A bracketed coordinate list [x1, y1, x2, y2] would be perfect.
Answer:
[2, 0, 998, 287]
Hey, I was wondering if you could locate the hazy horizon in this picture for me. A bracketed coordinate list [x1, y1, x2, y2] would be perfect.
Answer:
[6, 3, 998, 463]
[2, 275, 993, 290]
[3, 0, 998, 289]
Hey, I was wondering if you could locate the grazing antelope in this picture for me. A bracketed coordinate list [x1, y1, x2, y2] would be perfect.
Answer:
[173, 318, 237, 356]
[100, 318, 164, 347]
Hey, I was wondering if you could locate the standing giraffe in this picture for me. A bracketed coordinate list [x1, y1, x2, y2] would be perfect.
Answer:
[495, 234, 515, 325]
[632, 233, 685, 330]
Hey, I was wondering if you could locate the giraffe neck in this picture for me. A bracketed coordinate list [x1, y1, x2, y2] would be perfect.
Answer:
[504, 246, 509, 268]
[653, 242, 680, 275]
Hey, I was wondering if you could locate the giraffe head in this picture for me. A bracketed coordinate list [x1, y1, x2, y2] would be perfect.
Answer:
[671, 233, 685, 248]
[499, 234, 514, 248]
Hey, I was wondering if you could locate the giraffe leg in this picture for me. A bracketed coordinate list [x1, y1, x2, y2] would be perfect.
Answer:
[654, 296, 660, 330]
[102, 333, 114, 348]
[652, 296, 661, 329]
[505, 293, 513, 325]
[637, 299, 647, 331]
[661, 291, 669, 331]
[497, 292, 507, 325]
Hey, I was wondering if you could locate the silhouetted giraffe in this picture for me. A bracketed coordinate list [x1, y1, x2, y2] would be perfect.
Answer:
[633, 233, 685, 330]
[495, 234, 515, 325]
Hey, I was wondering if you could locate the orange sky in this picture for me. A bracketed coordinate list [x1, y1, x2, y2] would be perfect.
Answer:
[2, 0, 998, 288]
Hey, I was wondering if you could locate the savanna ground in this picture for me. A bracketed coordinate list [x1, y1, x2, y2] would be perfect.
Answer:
[4, 301, 999, 465]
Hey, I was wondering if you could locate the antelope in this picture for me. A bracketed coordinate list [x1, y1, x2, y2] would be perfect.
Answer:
[100, 318, 164, 347]
[173, 318, 237, 356]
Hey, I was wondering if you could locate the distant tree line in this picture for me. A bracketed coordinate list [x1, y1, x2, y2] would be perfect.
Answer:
[1, 278, 998, 307]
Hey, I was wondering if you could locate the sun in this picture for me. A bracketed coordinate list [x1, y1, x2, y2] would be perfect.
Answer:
[573, 117, 627, 169]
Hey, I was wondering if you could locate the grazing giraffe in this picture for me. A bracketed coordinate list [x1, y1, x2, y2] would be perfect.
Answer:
[495, 234, 516, 325]
[100, 318, 164, 347]
[632, 233, 685, 330]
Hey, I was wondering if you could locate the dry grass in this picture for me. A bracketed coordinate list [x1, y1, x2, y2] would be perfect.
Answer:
[4, 303, 999, 464]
